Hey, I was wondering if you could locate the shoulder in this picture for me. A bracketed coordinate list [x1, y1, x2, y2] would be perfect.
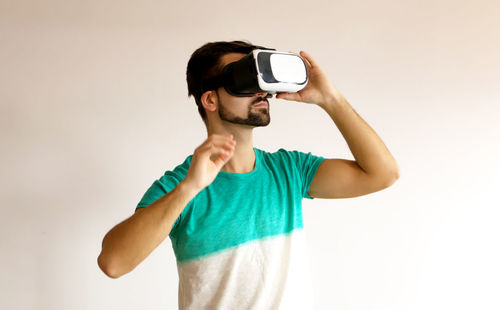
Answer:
[257, 147, 326, 176]
[135, 154, 193, 210]
[155, 154, 193, 189]
[168, 154, 193, 177]
[257, 147, 313, 163]
[256, 147, 294, 158]
[256, 147, 303, 170]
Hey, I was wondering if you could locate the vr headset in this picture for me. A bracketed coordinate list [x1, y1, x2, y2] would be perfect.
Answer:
[202, 46, 308, 98]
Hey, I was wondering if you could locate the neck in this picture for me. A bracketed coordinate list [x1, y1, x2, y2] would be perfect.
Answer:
[207, 122, 256, 174]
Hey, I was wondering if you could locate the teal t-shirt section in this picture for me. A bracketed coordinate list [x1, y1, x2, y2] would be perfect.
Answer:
[136, 148, 325, 262]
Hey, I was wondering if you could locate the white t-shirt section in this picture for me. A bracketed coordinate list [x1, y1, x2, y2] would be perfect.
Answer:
[177, 229, 315, 310]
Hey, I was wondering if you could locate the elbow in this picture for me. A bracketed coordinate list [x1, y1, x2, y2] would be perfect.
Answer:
[392, 162, 401, 182]
[98, 252, 124, 279]
[371, 165, 400, 191]
[383, 166, 400, 188]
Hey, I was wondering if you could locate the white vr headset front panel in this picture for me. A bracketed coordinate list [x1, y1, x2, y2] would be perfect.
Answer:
[252, 50, 308, 93]
[270, 53, 307, 84]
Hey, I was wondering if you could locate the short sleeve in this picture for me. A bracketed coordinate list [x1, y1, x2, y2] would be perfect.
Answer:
[136, 179, 172, 209]
[285, 150, 326, 199]
[135, 172, 183, 234]
[134, 155, 192, 236]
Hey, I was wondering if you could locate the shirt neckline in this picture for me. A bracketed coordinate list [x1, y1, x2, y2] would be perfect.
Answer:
[217, 147, 261, 179]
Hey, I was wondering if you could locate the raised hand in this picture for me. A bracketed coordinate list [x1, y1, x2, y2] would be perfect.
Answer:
[182, 134, 236, 192]
[275, 51, 344, 108]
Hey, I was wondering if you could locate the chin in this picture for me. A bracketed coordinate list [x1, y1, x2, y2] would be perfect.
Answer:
[255, 118, 271, 127]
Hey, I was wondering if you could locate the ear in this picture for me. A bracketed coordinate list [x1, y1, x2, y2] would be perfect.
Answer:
[201, 90, 218, 113]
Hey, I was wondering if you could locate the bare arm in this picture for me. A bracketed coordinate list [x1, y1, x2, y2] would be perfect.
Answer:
[97, 134, 236, 278]
[97, 181, 198, 278]
[308, 99, 399, 198]
[276, 50, 399, 198]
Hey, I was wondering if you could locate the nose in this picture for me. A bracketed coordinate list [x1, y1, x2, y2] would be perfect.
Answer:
[255, 91, 267, 96]
[255, 91, 272, 98]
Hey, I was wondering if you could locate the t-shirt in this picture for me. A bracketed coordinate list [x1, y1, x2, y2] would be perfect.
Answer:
[136, 147, 326, 310]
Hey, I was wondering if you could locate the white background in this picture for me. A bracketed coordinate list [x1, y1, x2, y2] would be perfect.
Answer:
[1, 0, 499, 309]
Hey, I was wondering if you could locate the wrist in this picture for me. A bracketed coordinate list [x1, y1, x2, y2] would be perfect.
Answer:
[177, 180, 202, 199]
[317, 89, 347, 109]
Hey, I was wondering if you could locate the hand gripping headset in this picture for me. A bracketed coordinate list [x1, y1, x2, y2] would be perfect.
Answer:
[202, 46, 309, 98]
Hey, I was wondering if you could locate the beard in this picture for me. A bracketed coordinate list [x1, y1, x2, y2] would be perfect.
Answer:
[218, 94, 271, 127]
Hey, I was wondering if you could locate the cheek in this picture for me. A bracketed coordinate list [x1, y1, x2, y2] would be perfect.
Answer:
[237, 102, 251, 114]
[219, 96, 251, 114]
[225, 104, 248, 116]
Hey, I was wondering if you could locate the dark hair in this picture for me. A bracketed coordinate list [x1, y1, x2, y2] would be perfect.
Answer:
[186, 40, 257, 123]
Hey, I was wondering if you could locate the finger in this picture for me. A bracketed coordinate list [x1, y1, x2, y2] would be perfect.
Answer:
[275, 92, 301, 102]
[213, 147, 234, 169]
[197, 140, 235, 159]
[302, 56, 312, 69]
[213, 138, 236, 150]
[198, 141, 234, 157]
[198, 135, 235, 150]
[204, 139, 236, 150]
[299, 50, 318, 68]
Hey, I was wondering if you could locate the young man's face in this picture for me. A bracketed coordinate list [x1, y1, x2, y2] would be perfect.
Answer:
[214, 53, 270, 127]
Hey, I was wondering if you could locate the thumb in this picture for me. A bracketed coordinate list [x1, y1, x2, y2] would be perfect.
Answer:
[213, 150, 232, 170]
[276, 92, 300, 101]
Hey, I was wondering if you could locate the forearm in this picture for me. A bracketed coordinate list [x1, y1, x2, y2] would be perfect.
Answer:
[97, 181, 199, 278]
[320, 92, 399, 179]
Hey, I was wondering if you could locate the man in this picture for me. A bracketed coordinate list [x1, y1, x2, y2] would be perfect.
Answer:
[97, 40, 400, 309]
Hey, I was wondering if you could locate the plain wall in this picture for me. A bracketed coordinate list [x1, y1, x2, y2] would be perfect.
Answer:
[1, 0, 499, 309]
